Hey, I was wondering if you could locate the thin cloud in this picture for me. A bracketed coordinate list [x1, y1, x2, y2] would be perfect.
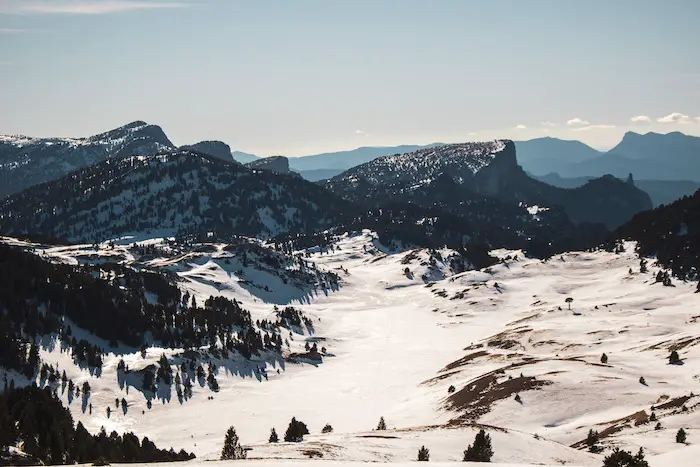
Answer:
[541, 121, 556, 127]
[3, 1, 189, 15]
[656, 112, 692, 124]
[515, 124, 527, 130]
[630, 115, 652, 123]
[566, 117, 590, 126]
[572, 124, 616, 132]
[355, 129, 370, 137]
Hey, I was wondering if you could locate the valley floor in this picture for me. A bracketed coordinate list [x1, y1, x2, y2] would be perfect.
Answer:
[2, 232, 699, 466]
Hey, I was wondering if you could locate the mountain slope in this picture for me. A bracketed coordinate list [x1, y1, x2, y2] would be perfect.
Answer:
[0, 150, 347, 243]
[288, 143, 444, 171]
[613, 188, 700, 280]
[0, 121, 175, 198]
[326, 140, 652, 230]
[535, 173, 700, 207]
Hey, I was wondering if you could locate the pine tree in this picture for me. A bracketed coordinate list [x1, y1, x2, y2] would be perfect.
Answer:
[669, 350, 681, 365]
[586, 429, 601, 453]
[649, 412, 657, 422]
[601, 353, 608, 364]
[463, 429, 493, 462]
[376, 416, 387, 431]
[602, 447, 649, 467]
[417, 445, 430, 461]
[268, 428, 278, 443]
[283, 417, 309, 442]
[220, 426, 246, 460]
[676, 428, 687, 444]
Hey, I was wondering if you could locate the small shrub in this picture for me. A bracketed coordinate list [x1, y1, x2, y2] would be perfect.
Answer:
[639, 376, 646, 386]
[448, 385, 456, 394]
[655, 422, 662, 431]
[322, 424, 333, 434]
[649, 412, 657, 422]
[601, 353, 608, 364]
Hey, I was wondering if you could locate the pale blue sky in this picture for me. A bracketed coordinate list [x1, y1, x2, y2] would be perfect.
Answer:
[1, 0, 699, 155]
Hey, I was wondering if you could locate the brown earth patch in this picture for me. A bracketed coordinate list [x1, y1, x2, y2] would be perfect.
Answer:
[571, 410, 649, 449]
[440, 350, 489, 372]
[652, 395, 690, 411]
[445, 370, 551, 423]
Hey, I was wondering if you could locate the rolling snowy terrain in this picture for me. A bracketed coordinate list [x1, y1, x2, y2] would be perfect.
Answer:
[2, 231, 697, 466]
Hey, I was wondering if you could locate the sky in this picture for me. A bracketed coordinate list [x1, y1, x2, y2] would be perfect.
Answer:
[1, 0, 699, 156]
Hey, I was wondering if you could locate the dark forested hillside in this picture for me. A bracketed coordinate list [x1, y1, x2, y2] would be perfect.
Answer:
[0, 241, 297, 376]
[326, 140, 652, 230]
[0, 150, 347, 243]
[613, 189, 700, 280]
[0, 384, 194, 465]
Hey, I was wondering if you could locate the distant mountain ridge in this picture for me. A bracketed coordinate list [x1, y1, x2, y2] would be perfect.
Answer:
[325, 140, 652, 230]
[0, 150, 346, 243]
[521, 131, 700, 182]
[0, 121, 175, 198]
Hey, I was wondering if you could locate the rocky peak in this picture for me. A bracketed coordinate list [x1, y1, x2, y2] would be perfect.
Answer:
[245, 156, 293, 174]
[180, 140, 237, 163]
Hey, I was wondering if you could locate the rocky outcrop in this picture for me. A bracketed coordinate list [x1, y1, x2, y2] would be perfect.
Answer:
[180, 141, 237, 164]
[245, 156, 298, 176]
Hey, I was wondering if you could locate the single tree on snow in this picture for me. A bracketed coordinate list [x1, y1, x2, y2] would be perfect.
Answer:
[565, 297, 573, 310]
[417, 445, 430, 462]
[221, 426, 246, 460]
[669, 350, 681, 365]
[676, 428, 687, 444]
[376, 416, 387, 431]
[463, 429, 493, 462]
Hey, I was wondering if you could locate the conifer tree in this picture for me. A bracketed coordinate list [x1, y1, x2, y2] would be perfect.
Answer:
[417, 445, 430, 461]
[602, 447, 649, 467]
[669, 350, 681, 365]
[220, 426, 246, 460]
[376, 416, 387, 431]
[268, 428, 278, 443]
[283, 417, 309, 442]
[463, 429, 493, 462]
[676, 428, 687, 444]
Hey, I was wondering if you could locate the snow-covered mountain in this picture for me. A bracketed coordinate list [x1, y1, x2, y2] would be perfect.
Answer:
[0, 121, 175, 198]
[326, 140, 652, 229]
[0, 150, 346, 243]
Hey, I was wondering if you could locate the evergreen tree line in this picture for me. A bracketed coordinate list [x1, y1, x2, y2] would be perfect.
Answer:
[0, 384, 194, 465]
[0, 243, 286, 375]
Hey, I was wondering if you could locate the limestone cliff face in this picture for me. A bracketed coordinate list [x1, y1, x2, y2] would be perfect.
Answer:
[472, 140, 520, 197]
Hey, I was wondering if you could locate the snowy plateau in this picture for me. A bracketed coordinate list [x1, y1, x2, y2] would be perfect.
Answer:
[1, 231, 698, 467]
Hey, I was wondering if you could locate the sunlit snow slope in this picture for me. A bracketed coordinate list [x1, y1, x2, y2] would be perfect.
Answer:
[1, 231, 698, 466]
